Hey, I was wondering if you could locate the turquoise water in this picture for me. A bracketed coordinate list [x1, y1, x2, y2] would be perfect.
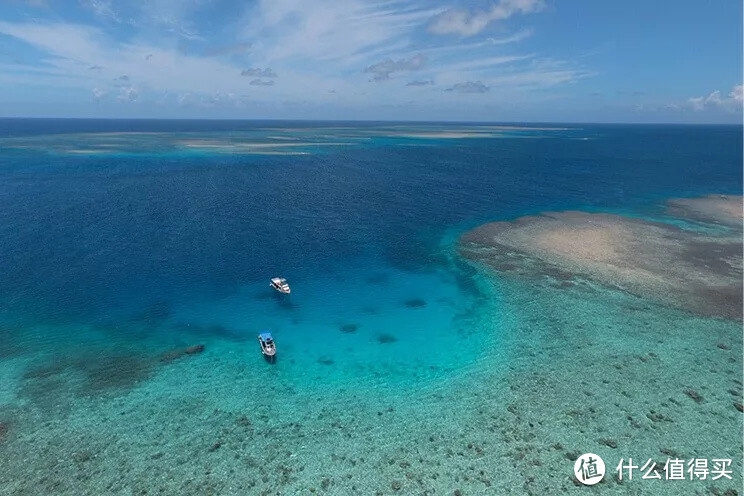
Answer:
[0, 120, 741, 494]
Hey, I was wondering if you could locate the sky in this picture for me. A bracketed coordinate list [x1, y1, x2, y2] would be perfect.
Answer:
[0, 0, 741, 123]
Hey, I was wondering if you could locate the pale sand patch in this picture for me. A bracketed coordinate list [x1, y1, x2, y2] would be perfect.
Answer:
[394, 132, 496, 139]
[460, 197, 743, 320]
[175, 140, 349, 149]
[667, 194, 743, 227]
[64, 149, 110, 155]
[534, 224, 623, 262]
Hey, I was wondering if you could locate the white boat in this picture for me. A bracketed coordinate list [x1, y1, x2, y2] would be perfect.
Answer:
[270, 277, 291, 294]
[258, 331, 276, 358]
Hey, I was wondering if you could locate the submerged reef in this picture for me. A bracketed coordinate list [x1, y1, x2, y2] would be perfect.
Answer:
[667, 194, 742, 228]
[339, 323, 359, 334]
[460, 195, 743, 320]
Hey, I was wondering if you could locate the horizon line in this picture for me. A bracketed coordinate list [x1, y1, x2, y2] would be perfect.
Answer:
[0, 116, 741, 126]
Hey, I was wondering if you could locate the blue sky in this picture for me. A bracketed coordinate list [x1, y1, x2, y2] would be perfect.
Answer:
[0, 0, 741, 123]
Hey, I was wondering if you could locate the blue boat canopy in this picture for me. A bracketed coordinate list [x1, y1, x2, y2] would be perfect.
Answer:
[259, 331, 273, 341]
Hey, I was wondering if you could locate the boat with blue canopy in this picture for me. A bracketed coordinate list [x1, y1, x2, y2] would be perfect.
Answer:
[258, 331, 276, 359]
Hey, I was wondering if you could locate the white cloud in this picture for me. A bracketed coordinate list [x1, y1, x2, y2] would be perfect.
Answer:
[364, 53, 426, 81]
[243, 0, 440, 64]
[117, 86, 138, 102]
[0, 2, 595, 116]
[428, 0, 544, 37]
[0, 21, 251, 94]
[241, 67, 277, 78]
[406, 80, 434, 86]
[92, 86, 106, 100]
[486, 29, 534, 45]
[0, 21, 106, 63]
[137, 0, 207, 40]
[438, 54, 532, 73]
[687, 84, 742, 112]
[79, 0, 119, 22]
[729, 84, 743, 103]
[80, 0, 208, 39]
[445, 81, 489, 93]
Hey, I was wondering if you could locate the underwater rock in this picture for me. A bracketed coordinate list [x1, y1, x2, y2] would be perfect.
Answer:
[0, 421, 9, 440]
[160, 344, 205, 363]
[377, 333, 398, 344]
[600, 438, 618, 449]
[660, 448, 683, 459]
[317, 356, 335, 366]
[684, 389, 704, 404]
[208, 441, 222, 452]
[404, 298, 427, 308]
[185, 344, 205, 355]
[72, 450, 92, 463]
[340, 324, 359, 334]
[646, 411, 673, 423]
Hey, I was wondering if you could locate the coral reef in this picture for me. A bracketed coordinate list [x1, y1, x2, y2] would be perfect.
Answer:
[460, 196, 743, 320]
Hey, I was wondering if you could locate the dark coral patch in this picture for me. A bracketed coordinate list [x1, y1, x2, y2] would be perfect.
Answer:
[83, 354, 153, 394]
[20, 350, 157, 404]
[404, 299, 426, 308]
[377, 333, 398, 344]
[160, 344, 205, 363]
[317, 356, 335, 366]
[340, 324, 359, 334]
[23, 361, 67, 380]
[0, 421, 9, 441]
[684, 389, 704, 404]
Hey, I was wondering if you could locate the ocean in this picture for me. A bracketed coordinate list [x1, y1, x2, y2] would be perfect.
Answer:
[0, 119, 741, 495]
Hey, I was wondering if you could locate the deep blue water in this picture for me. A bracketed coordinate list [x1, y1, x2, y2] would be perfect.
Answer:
[0, 120, 740, 327]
